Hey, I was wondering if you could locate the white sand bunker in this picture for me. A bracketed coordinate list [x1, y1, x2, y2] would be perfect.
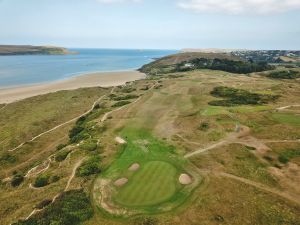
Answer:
[179, 173, 192, 185]
[115, 137, 127, 144]
[114, 178, 128, 187]
[128, 163, 140, 171]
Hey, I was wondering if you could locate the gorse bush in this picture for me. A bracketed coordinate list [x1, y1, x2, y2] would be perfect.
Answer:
[0, 153, 17, 164]
[267, 70, 300, 79]
[278, 149, 300, 164]
[112, 100, 131, 107]
[79, 140, 98, 151]
[209, 86, 280, 106]
[112, 94, 138, 101]
[11, 173, 24, 187]
[14, 190, 93, 225]
[34, 174, 50, 188]
[56, 143, 67, 151]
[76, 156, 101, 177]
[55, 149, 71, 162]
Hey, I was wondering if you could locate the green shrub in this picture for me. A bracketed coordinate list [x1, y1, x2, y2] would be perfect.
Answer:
[93, 104, 100, 110]
[55, 150, 71, 162]
[112, 94, 138, 101]
[278, 155, 289, 164]
[209, 86, 280, 106]
[56, 143, 67, 151]
[34, 174, 50, 188]
[69, 124, 90, 143]
[0, 153, 17, 164]
[278, 149, 300, 164]
[14, 190, 93, 225]
[121, 87, 136, 93]
[50, 175, 60, 183]
[11, 173, 24, 187]
[267, 70, 300, 79]
[199, 122, 210, 131]
[35, 199, 52, 209]
[79, 140, 98, 151]
[112, 101, 131, 107]
[76, 156, 101, 177]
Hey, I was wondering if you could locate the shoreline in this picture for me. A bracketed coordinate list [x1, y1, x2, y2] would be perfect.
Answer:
[0, 70, 146, 104]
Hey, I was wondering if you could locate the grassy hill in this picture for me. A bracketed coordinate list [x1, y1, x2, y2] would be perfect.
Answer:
[0, 45, 74, 55]
[139, 52, 273, 75]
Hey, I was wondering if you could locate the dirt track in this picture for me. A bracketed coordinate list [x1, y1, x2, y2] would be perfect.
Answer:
[65, 158, 85, 191]
[184, 126, 250, 158]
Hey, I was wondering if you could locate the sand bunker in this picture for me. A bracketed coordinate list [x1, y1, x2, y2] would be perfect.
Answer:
[179, 174, 192, 185]
[128, 163, 140, 171]
[115, 137, 127, 144]
[114, 178, 128, 187]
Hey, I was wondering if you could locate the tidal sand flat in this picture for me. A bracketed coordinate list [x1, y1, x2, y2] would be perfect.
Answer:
[0, 70, 145, 103]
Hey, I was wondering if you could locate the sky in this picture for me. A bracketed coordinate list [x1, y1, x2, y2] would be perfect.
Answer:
[0, 0, 299, 50]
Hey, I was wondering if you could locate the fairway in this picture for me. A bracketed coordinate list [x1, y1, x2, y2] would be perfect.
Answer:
[115, 161, 178, 207]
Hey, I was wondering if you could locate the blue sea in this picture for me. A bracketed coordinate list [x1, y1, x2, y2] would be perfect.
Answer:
[0, 48, 177, 88]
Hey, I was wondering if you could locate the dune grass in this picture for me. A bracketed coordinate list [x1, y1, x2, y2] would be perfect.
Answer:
[0, 87, 109, 150]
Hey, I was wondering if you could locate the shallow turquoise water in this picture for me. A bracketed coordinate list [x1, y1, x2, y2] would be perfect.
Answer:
[0, 48, 176, 88]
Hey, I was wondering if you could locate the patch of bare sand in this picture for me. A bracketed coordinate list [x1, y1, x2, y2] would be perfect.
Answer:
[128, 163, 140, 171]
[179, 173, 192, 185]
[115, 136, 127, 144]
[269, 163, 300, 197]
[114, 178, 128, 187]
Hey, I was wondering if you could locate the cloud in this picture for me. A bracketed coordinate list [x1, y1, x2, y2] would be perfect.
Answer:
[177, 0, 300, 14]
[96, 0, 141, 4]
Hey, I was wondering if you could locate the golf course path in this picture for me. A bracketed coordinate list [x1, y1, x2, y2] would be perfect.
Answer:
[25, 157, 52, 178]
[262, 139, 300, 143]
[184, 126, 250, 158]
[65, 158, 85, 191]
[8, 93, 109, 152]
[276, 105, 300, 110]
[219, 172, 300, 205]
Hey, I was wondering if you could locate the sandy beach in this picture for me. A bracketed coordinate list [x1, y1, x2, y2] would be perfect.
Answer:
[0, 70, 146, 104]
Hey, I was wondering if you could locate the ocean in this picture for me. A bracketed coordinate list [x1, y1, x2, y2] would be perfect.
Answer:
[0, 48, 177, 88]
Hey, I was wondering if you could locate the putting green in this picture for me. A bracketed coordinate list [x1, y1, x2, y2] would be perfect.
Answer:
[115, 161, 178, 207]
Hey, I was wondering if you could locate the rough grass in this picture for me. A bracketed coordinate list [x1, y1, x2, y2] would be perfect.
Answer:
[0, 87, 109, 149]
[272, 113, 300, 126]
[115, 161, 177, 207]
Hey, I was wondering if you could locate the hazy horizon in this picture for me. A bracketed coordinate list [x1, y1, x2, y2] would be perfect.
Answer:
[0, 0, 300, 50]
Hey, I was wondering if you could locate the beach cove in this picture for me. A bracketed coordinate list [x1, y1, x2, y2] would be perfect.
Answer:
[0, 70, 145, 103]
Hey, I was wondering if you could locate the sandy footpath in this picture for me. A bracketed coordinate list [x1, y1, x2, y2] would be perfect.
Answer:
[0, 71, 146, 103]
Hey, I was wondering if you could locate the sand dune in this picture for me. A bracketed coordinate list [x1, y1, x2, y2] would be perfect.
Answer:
[0, 71, 146, 103]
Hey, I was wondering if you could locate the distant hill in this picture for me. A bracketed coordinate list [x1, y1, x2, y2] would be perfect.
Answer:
[139, 52, 243, 75]
[139, 52, 274, 75]
[182, 48, 248, 53]
[0, 45, 75, 56]
[181, 49, 300, 64]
